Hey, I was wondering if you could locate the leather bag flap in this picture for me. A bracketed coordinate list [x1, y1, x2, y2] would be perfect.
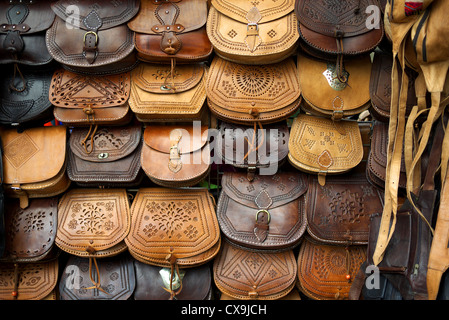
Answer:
[0, 2, 55, 34]
[144, 125, 208, 154]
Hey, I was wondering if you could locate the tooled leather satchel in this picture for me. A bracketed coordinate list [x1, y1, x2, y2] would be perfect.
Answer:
[297, 236, 367, 300]
[1, 125, 70, 209]
[216, 122, 290, 181]
[0, 64, 55, 128]
[141, 125, 210, 187]
[134, 260, 213, 300]
[129, 62, 207, 122]
[297, 52, 372, 121]
[59, 253, 136, 300]
[46, 0, 140, 74]
[67, 124, 143, 187]
[125, 188, 220, 299]
[206, 56, 301, 125]
[128, 0, 212, 64]
[0, 1, 55, 66]
[49, 68, 133, 127]
[295, 0, 383, 82]
[288, 114, 364, 186]
[207, 0, 299, 65]
[217, 172, 308, 251]
[213, 238, 297, 300]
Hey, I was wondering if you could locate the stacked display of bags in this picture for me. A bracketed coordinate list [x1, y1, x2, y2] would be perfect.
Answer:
[0, 0, 448, 302]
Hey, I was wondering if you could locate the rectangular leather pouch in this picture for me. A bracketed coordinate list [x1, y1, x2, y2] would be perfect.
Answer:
[217, 171, 308, 251]
[207, 0, 299, 64]
[1, 125, 70, 209]
[128, 0, 213, 63]
[67, 124, 143, 187]
[129, 62, 207, 122]
[141, 125, 211, 187]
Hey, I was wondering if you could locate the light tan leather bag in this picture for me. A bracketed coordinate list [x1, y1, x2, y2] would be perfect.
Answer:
[1, 125, 70, 209]
[207, 0, 299, 64]
[206, 56, 301, 124]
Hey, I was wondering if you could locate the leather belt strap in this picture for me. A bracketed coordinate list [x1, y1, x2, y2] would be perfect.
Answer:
[245, 6, 262, 52]
[168, 128, 182, 173]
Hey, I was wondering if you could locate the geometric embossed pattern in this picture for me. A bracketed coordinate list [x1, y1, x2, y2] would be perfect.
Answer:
[4, 133, 39, 169]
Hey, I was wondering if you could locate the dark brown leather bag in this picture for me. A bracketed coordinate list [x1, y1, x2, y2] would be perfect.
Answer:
[0, 1, 55, 65]
[128, 0, 212, 63]
[217, 171, 308, 251]
[46, 0, 140, 74]
[67, 124, 143, 187]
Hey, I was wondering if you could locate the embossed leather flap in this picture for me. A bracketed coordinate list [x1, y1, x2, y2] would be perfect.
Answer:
[56, 188, 130, 257]
[144, 125, 208, 154]
[1, 125, 66, 185]
[0, 2, 56, 34]
[298, 53, 371, 118]
[125, 188, 220, 266]
[128, 0, 207, 34]
[213, 239, 297, 300]
[0, 259, 58, 300]
[1, 198, 58, 262]
[206, 56, 301, 123]
[297, 237, 367, 300]
[288, 114, 363, 183]
[69, 125, 142, 163]
[306, 167, 384, 245]
[51, 0, 140, 30]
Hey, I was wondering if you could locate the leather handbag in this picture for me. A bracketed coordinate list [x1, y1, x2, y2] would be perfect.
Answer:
[295, 0, 383, 82]
[305, 164, 384, 246]
[297, 52, 372, 121]
[0, 259, 58, 300]
[59, 253, 136, 300]
[134, 260, 213, 300]
[0, 136, 4, 259]
[288, 114, 364, 186]
[67, 124, 143, 187]
[215, 121, 290, 181]
[0, 1, 55, 66]
[49, 68, 133, 127]
[129, 62, 207, 122]
[125, 188, 220, 299]
[0, 64, 55, 128]
[207, 0, 299, 65]
[213, 238, 297, 300]
[45, 0, 140, 74]
[297, 236, 367, 300]
[217, 171, 308, 251]
[0, 198, 59, 263]
[0, 125, 70, 209]
[141, 125, 211, 187]
[206, 56, 301, 125]
[128, 0, 213, 64]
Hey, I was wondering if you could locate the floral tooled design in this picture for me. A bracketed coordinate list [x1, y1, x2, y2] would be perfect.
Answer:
[68, 202, 116, 235]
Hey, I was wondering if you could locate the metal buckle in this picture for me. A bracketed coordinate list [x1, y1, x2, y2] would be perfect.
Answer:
[255, 209, 271, 223]
[83, 31, 98, 46]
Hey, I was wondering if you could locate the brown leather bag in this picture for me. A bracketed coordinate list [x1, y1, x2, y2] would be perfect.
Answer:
[46, 0, 140, 74]
[213, 239, 297, 300]
[129, 62, 207, 122]
[67, 124, 143, 187]
[0, 1, 55, 65]
[217, 172, 308, 251]
[216, 122, 290, 181]
[49, 68, 133, 127]
[141, 125, 211, 187]
[0, 125, 70, 209]
[206, 56, 301, 124]
[207, 0, 299, 65]
[288, 114, 364, 186]
[125, 188, 220, 299]
[128, 0, 212, 63]
[297, 237, 367, 300]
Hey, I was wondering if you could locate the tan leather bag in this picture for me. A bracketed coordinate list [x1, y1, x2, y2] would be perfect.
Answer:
[0, 125, 70, 209]
[298, 53, 372, 121]
[141, 125, 211, 187]
[206, 56, 301, 124]
[288, 114, 364, 186]
[129, 62, 207, 122]
[207, 0, 299, 64]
